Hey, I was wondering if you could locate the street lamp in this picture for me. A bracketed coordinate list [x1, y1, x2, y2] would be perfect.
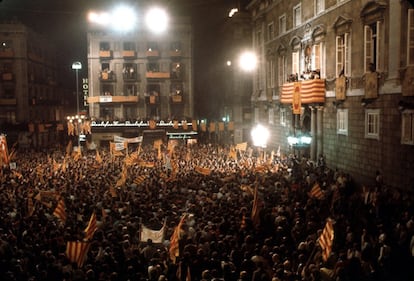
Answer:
[72, 61, 82, 149]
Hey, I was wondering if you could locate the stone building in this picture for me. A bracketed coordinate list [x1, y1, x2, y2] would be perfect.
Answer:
[246, 0, 414, 188]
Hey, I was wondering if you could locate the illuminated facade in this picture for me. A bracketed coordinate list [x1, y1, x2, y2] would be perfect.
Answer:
[246, 0, 414, 187]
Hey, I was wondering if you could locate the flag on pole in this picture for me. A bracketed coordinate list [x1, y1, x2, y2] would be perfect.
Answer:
[84, 212, 98, 241]
[0, 134, 9, 165]
[251, 183, 262, 229]
[95, 150, 103, 164]
[169, 214, 187, 263]
[53, 199, 66, 224]
[194, 166, 211, 176]
[319, 219, 334, 261]
[66, 241, 90, 268]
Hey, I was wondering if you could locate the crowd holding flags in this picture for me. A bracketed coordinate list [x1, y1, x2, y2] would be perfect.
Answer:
[140, 219, 167, 243]
[169, 213, 187, 263]
[319, 218, 335, 261]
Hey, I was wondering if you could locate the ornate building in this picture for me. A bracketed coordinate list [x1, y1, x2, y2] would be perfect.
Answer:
[246, 0, 414, 188]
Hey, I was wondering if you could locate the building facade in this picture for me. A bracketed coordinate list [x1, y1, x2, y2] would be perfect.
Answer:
[246, 0, 414, 188]
[0, 20, 70, 148]
[86, 15, 194, 146]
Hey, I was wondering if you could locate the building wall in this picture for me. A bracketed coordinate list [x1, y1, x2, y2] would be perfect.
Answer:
[246, 0, 414, 189]
[86, 17, 193, 122]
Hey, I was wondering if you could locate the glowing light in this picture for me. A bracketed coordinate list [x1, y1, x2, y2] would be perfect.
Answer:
[251, 124, 270, 148]
[239, 51, 257, 72]
[145, 7, 169, 34]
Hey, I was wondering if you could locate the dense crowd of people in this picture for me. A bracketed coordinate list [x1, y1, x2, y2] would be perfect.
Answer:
[0, 141, 413, 281]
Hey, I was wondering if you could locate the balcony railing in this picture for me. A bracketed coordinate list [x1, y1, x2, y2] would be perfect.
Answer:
[123, 73, 139, 81]
[1, 72, 14, 81]
[99, 50, 113, 59]
[146, 50, 160, 57]
[0, 98, 17, 105]
[122, 50, 136, 59]
[87, 95, 139, 104]
[146, 71, 170, 79]
[170, 95, 183, 104]
[169, 50, 182, 57]
[100, 71, 116, 81]
[145, 95, 160, 104]
[0, 49, 14, 58]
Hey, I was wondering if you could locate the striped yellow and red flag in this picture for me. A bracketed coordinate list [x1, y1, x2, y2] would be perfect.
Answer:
[194, 166, 211, 176]
[53, 199, 66, 224]
[84, 212, 98, 241]
[133, 175, 147, 185]
[139, 161, 155, 168]
[169, 214, 187, 263]
[95, 150, 103, 164]
[0, 134, 10, 165]
[309, 183, 324, 200]
[319, 219, 334, 261]
[66, 241, 90, 268]
[191, 120, 197, 131]
[66, 140, 73, 156]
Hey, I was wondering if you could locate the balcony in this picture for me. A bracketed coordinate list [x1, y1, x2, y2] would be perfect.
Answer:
[1, 72, 14, 81]
[280, 79, 326, 104]
[123, 72, 140, 81]
[169, 50, 182, 58]
[146, 50, 160, 58]
[146, 71, 170, 79]
[99, 71, 116, 81]
[170, 95, 183, 104]
[0, 98, 16, 105]
[122, 50, 136, 59]
[87, 95, 139, 104]
[145, 95, 159, 105]
[99, 50, 113, 59]
[0, 49, 14, 58]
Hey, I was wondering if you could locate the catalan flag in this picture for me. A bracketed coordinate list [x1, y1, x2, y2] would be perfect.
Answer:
[66, 241, 90, 268]
[84, 212, 98, 241]
[53, 199, 66, 224]
[319, 219, 334, 261]
[169, 214, 187, 263]
[134, 175, 147, 185]
[194, 166, 211, 176]
[95, 150, 103, 164]
[309, 183, 324, 200]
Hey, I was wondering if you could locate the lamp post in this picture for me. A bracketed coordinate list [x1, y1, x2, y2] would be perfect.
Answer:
[72, 61, 82, 149]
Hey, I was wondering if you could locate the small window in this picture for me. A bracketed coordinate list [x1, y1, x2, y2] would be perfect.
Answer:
[124, 84, 139, 96]
[292, 50, 300, 75]
[364, 22, 382, 72]
[280, 108, 286, 127]
[279, 14, 286, 34]
[147, 42, 158, 51]
[171, 41, 181, 51]
[267, 59, 275, 88]
[293, 4, 302, 27]
[401, 109, 414, 145]
[337, 109, 348, 135]
[315, 0, 325, 15]
[99, 42, 110, 51]
[268, 22, 274, 40]
[365, 109, 380, 139]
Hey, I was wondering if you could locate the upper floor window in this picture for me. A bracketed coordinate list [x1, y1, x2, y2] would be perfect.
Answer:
[171, 41, 181, 51]
[408, 9, 414, 66]
[267, 59, 275, 88]
[337, 109, 348, 135]
[402, 109, 414, 145]
[147, 42, 158, 51]
[268, 22, 274, 40]
[99, 42, 110, 51]
[0, 40, 12, 50]
[280, 107, 286, 127]
[123, 41, 135, 51]
[278, 55, 286, 86]
[336, 33, 351, 77]
[293, 4, 302, 27]
[315, 0, 325, 15]
[292, 50, 300, 76]
[364, 22, 382, 72]
[311, 42, 324, 78]
[279, 14, 286, 34]
[365, 109, 380, 140]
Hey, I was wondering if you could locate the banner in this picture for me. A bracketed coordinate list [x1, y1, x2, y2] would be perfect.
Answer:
[140, 222, 166, 243]
[114, 135, 143, 143]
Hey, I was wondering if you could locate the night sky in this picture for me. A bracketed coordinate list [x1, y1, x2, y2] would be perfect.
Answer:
[0, 0, 246, 118]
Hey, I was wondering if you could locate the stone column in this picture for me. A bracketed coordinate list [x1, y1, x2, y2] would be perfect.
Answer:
[310, 106, 317, 161]
[316, 106, 324, 159]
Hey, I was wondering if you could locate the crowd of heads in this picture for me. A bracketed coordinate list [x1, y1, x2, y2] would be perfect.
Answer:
[0, 142, 413, 281]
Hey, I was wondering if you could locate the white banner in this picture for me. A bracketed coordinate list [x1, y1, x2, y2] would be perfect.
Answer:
[114, 135, 143, 143]
[140, 224, 165, 243]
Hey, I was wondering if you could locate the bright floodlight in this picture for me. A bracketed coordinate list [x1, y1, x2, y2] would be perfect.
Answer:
[112, 6, 137, 32]
[88, 11, 111, 25]
[145, 7, 168, 34]
[239, 51, 257, 72]
[251, 124, 270, 148]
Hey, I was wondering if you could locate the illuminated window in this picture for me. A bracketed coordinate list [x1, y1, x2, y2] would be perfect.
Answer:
[337, 109, 348, 135]
[365, 109, 380, 140]
[336, 33, 351, 77]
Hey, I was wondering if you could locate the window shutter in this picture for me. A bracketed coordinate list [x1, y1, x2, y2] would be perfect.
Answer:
[336, 36, 343, 77]
[376, 21, 382, 71]
[408, 9, 414, 65]
[344, 33, 350, 76]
